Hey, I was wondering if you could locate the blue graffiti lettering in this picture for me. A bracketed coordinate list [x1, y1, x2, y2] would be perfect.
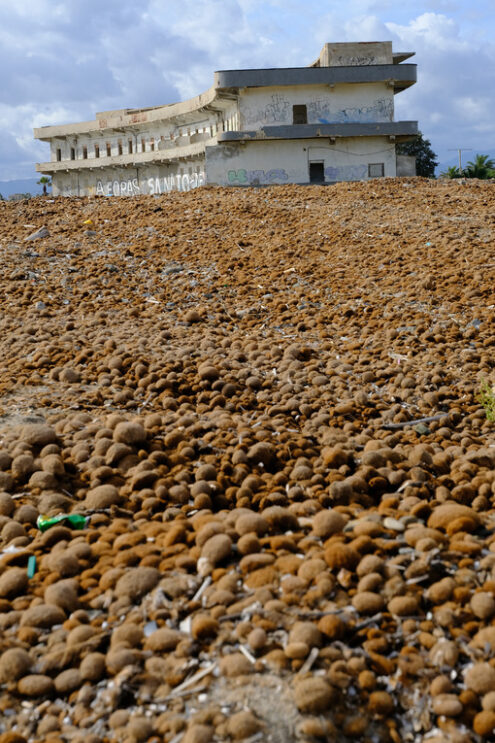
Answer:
[227, 169, 288, 185]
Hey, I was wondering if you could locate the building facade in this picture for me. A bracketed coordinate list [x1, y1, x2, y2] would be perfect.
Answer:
[34, 42, 417, 196]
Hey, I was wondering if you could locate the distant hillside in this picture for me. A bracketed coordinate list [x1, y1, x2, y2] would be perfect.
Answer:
[0, 179, 48, 198]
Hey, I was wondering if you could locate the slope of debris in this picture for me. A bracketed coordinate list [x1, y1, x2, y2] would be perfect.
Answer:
[0, 179, 494, 743]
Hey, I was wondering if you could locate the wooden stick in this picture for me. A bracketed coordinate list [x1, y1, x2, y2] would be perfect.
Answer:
[381, 413, 447, 430]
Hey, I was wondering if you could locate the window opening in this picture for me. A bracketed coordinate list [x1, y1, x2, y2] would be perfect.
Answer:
[293, 105, 308, 124]
[82, 146, 88, 159]
[70, 148, 75, 160]
[128, 139, 133, 154]
[368, 163, 385, 178]
[56, 148, 62, 161]
[150, 138, 155, 151]
[141, 138, 146, 152]
[95, 144, 100, 158]
[106, 143, 111, 157]
[309, 161, 325, 183]
[118, 141, 123, 156]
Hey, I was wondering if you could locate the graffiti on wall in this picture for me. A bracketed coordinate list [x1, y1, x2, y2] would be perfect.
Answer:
[94, 172, 206, 196]
[334, 55, 376, 66]
[227, 169, 288, 185]
[308, 98, 393, 125]
[324, 164, 367, 181]
[243, 94, 291, 126]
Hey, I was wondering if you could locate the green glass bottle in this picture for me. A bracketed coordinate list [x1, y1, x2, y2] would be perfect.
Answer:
[36, 513, 89, 532]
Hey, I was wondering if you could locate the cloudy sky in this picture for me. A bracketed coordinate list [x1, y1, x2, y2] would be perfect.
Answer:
[1, 0, 494, 180]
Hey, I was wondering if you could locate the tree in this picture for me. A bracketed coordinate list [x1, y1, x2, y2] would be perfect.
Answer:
[440, 166, 463, 179]
[37, 176, 51, 195]
[396, 132, 438, 178]
[464, 154, 495, 180]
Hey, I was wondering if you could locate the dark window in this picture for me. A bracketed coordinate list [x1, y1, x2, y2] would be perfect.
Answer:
[82, 146, 88, 159]
[56, 148, 62, 161]
[368, 163, 385, 178]
[293, 105, 308, 124]
[106, 143, 111, 156]
[70, 147, 75, 160]
[128, 139, 133, 154]
[309, 162, 325, 183]
[150, 138, 155, 151]
[118, 141, 123, 156]
[141, 138, 146, 152]
[95, 144, 100, 158]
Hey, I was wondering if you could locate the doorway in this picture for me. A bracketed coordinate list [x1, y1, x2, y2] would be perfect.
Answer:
[309, 161, 325, 183]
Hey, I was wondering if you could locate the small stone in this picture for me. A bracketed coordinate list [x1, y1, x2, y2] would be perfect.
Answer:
[465, 663, 495, 694]
[85, 483, 121, 509]
[289, 621, 322, 648]
[482, 692, 495, 711]
[20, 603, 66, 628]
[20, 423, 57, 447]
[383, 517, 405, 532]
[219, 653, 252, 676]
[201, 533, 232, 566]
[429, 640, 459, 668]
[432, 694, 463, 717]
[59, 368, 80, 383]
[191, 614, 219, 640]
[470, 592, 495, 620]
[388, 595, 419, 616]
[144, 627, 182, 651]
[0, 567, 28, 598]
[0, 492, 14, 515]
[226, 710, 262, 740]
[318, 614, 346, 640]
[54, 668, 81, 693]
[127, 717, 154, 742]
[0, 648, 32, 682]
[352, 592, 384, 614]
[17, 674, 55, 696]
[285, 641, 309, 659]
[313, 509, 346, 538]
[246, 442, 277, 469]
[356, 554, 385, 577]
[294, 677, 335, 713]
[45, 579, 79, 613]
[106, 647, 141, 675]
[368, 690, 394, 715]
[184, 309, 202, 324]
[430, 675, 452, 696]
[247, 627, 267, 651]
[427, 577, 455, 604]
[235, 513, 269, 536]
[113, 421, 146, 445]
[182, 724, 214, 743]
[114, 567, 160, 601]
[473, 710, 495, 737]
[324, 542, 359, 570]
[80, 652, 106, 681]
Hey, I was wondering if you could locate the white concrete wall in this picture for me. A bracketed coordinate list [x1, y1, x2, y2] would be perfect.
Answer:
[205, 136, 396, 186]
[239, 83, 393, 130]
[52, 160, 206, 197]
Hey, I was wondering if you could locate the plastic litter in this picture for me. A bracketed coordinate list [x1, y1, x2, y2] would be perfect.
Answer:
[36, 513, 89, 532]
[27, 555, 36, 579]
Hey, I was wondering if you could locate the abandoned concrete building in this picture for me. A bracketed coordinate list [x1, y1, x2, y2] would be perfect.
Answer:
[34, 41, 417, 196]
